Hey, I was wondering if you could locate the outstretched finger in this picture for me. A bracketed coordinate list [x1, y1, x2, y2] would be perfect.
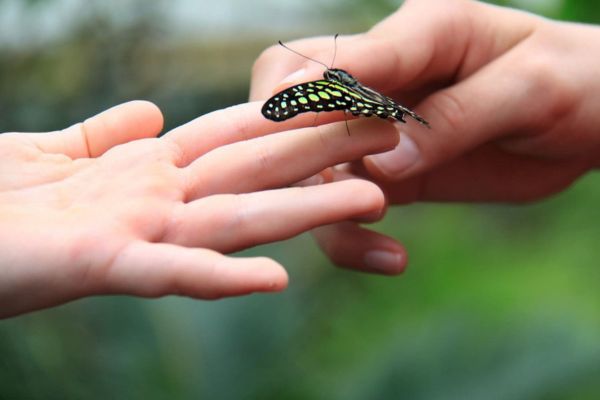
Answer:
[312, 222, 407, 275]
[184, 117, 399, 199]
[163, 179, 386, 253]
[104, 241, 288, 299]
[27, 101, 164, 159]
[163, 102, 347, 167]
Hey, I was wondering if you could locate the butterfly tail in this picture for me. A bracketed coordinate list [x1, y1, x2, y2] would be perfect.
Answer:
[394, 106, 431, 129]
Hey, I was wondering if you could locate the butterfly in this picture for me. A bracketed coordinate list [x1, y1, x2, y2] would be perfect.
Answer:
[261, 35, 430, 128]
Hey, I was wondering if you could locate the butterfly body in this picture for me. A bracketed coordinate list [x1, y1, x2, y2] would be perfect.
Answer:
[262, 68, 430, 128]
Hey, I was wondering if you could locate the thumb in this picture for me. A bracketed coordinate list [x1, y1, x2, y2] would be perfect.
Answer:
[364, 55, 555, 180]
[26, 100, 164, 159]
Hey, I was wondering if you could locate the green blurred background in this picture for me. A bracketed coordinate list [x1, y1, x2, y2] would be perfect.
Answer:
[1, 0, 600, 398]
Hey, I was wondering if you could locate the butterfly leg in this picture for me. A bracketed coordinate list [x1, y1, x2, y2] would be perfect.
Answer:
[343, 110, 351, 136]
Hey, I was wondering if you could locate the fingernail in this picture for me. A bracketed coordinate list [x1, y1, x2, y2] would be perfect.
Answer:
[354, 207, 385, 223]
[279, 68, 306, 85]
[368, 132, 420, 178]
[364, 250, 404, 274]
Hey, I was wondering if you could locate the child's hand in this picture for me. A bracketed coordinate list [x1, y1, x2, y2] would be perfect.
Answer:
[0, 100, 398, 317]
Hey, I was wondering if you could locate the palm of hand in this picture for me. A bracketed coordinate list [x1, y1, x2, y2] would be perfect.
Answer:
[0, 133, 181, 290]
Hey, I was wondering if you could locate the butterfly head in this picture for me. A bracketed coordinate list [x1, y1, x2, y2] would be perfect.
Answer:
[324, 68, 357, 86]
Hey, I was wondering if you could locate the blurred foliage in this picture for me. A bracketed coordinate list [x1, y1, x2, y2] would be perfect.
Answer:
[559, 1, 600, 23]
[2, 0, 600, 399]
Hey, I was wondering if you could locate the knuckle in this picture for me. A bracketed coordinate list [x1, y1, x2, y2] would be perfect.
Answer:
[252, 44, 281, 78]
[229, 194, 252, 236]
[314, 123, 337, 150]
[197, 257, 225, 300]
[252, 140, 274, 174]
[164, 136, 186, 165]
[519, 54, 579, 130]
[426, 89, 468, 135]
[317, 231, 351, 268]
[220, 105, 253, 141]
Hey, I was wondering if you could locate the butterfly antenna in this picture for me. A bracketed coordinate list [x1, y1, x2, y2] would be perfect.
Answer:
[278, 40, 329, 70]
[330, 33, 339, 68]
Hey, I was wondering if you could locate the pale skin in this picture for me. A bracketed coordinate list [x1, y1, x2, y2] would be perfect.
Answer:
[250, 0, 600, 273]
[0, 100, 400, 318]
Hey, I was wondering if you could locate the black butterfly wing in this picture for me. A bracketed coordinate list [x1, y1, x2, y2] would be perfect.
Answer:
[350, 84, 430, 128]
[261, 78, 430, 128]
[261, 80, 356, 122]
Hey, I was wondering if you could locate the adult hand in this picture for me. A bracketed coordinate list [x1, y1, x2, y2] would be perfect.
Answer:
[250, 0, 600, 274]
[0, 100, 398, 318]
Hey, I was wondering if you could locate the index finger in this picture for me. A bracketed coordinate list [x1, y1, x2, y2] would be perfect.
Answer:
[249, 0, 535, 102]
[248, 18, 433, 102]
[163, 101, 328, 167]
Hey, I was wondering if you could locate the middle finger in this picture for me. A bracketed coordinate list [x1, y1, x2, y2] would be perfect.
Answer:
[183, 117, 399, 200]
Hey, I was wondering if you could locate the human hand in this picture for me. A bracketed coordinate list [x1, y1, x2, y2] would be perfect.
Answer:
[250, 0, 600, 273]
[0, 100, 398, 318]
